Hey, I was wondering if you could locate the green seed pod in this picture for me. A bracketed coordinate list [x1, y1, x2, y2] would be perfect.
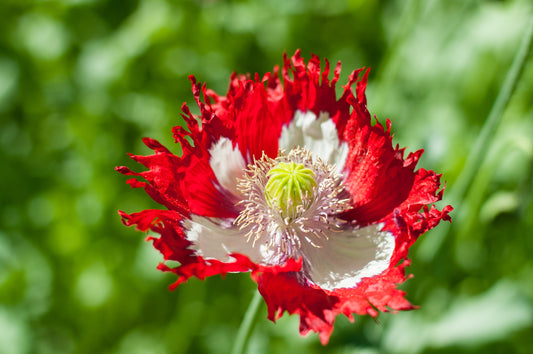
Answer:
[265, 162, 317, 218]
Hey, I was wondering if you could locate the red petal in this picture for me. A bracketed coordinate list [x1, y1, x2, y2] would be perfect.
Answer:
[205, 72, 292, 161]
[117, 136, 237, 218]
[341, 113, 422, 224]
[255, 272, 338, 345]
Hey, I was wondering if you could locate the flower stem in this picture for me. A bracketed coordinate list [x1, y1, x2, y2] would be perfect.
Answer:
[452, 15, 533, 202]
[231, 290, 263, 354]
[418, 13, 533, 261]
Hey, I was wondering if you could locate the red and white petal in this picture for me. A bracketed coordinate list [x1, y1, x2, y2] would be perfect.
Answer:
[207, 73, 292, 162]
[183, 215, 269, 265]
[255, 257, 414, 345]
[279, 110, 349, 172]
[300, 223, 395, 290]
[208, 137, 246, 198]
[121, 209, 302, 289]
[331, 264, 416, 320]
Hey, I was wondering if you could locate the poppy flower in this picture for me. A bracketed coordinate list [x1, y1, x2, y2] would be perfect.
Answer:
[117, 50, 452, 344]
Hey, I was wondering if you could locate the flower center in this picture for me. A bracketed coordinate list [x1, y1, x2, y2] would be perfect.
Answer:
[234, 147, 352, 260]
[265, 162, 317, 219]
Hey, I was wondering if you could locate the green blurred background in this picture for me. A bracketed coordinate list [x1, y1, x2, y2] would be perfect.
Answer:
[1, 0, 533, 353]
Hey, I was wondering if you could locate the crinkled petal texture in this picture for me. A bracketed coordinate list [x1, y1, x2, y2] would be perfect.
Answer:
[117, 50, 452, 345]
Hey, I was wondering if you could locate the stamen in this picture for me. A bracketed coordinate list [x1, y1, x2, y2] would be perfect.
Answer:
[234, 147, 353, 262]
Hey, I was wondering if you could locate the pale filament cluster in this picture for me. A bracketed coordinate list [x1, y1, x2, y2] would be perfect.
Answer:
[234, 147, 352, 262]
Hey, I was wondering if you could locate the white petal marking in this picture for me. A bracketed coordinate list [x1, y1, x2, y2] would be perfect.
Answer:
[209, 137, 246, 197]
[279, 110, 348, 173]
[299, 223, 395, 290]
[184, 215, 270, 264]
